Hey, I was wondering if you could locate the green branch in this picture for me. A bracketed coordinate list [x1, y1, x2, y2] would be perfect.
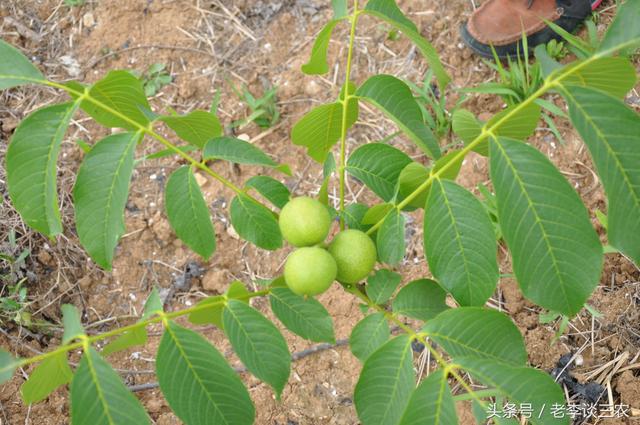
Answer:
[338, 1, 360, 229]
[17, 289, 270, 369]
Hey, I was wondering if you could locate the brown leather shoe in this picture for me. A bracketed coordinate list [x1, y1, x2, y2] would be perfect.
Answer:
[461, 0, 596, 58]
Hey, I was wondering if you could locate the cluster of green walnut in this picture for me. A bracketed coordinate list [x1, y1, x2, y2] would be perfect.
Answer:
[279, 197, 377, 296]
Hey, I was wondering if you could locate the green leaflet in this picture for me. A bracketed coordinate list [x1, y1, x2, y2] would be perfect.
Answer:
[21, 352, 73, 404]
[269, 287, 335, 343]
[356, 75, 441, 159]
[350, 313, 390, 362]
[302, 18, 346, 75]
[71, 347, 150, 425]
[490, 138, 603, 316]
[354, 335, 415, 425]
[73, 132, 140, 270]
[455, 357, 568, 425]
[563, 86, 640, 266]
[165, 166, 216, 260]
[61, 304, 85, 344]
[362, 0, 450, 89]
[229, 194, 282, 250]
[399, 369, 458, 425]
[203, 136, 284, 171]
[223, 300, 291, 397]
[245, 175, 291, 209]
[0, 350, 19, 385]
[376, 208, 405, 265]
[424, 179, 499, 306]
[423, 307, 527, 365]
[452, 109, 484, 154]
[561, 57, 637, 98]
[392, 279, 448, 321]
[343, 203, 370, 231]
[291, 100, 359, 163]
[346, 143, 413, 202]
[159, 110, 223, 148]
[598, 0, 640, 54]
[331, 0, 348, 18]
[81, 70, 150, 130]
[366, 269, 402, 305]
[0, 39, 45, 89]
[6, 101, 79, 236]
[156, 321, 254, 425]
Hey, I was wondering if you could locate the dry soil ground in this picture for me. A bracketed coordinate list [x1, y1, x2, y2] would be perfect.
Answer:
[0, 0, 639, 424]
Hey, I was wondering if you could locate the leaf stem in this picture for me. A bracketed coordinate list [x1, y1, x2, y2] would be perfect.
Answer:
[338, 1, 360, 229]
[16, 289, 269, 368]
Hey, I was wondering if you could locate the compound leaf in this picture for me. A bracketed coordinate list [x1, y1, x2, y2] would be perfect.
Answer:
[291, 100, 358, 163]
[230, 194, 282, 250]
[563, 86, 640, 265]
[73, 132, 139, 270]
[366, 269, 402, 305]
[424, 179, 499, 306]
[302, 18, 346, 75]
[346, 143, 413, 202]
[81, 70, 150, 130]
[350, 312, 390, 362]
[362, 0, 450, 88]
[490, 138, 603, 316]
[21, 352, 73, 404]
[223, 300, 291, 397]
[455, 357, 568, 425]
[156, 321, 254, 425]
[356, 75, 441, 158]
[423, 307, 527, 365]
[487, 102, 541, 142]
[270, 287, 335, 343]
[165, 166, 216, 260]
[399, 369, 458, 425]
[245, 175, 291, 209]
[6, 102, 78, 236]
[392, 279, 448, 321]
[376, 208, 405, 265]
[354, 335, 414, 425]
[160, 110, 223, 148]
[0, 39, 45, 89]
[71, 347, 149, 425]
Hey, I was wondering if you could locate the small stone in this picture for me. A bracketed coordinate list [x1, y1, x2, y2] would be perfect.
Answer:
[78, 276, 92, 290]
[82, 12, 95, 28]
[304, 80, 322, 97]
[236, 133, 250, 142]
[194, 172, 208, 188]
[202, 268, 227, 292]
[37, 250, 54, 267]
[226, 226, 240, 240]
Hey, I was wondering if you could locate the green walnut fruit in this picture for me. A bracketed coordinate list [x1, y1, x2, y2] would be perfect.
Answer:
[279, 196, 331, 247]
[284, 247, 337, 296]
[328, 229, 377, 284]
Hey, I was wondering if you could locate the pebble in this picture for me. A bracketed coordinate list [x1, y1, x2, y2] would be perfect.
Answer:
[82, 12, 95, 28]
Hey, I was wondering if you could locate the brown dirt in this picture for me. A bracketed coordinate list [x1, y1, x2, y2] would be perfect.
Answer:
[1, 0, 639, 424]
